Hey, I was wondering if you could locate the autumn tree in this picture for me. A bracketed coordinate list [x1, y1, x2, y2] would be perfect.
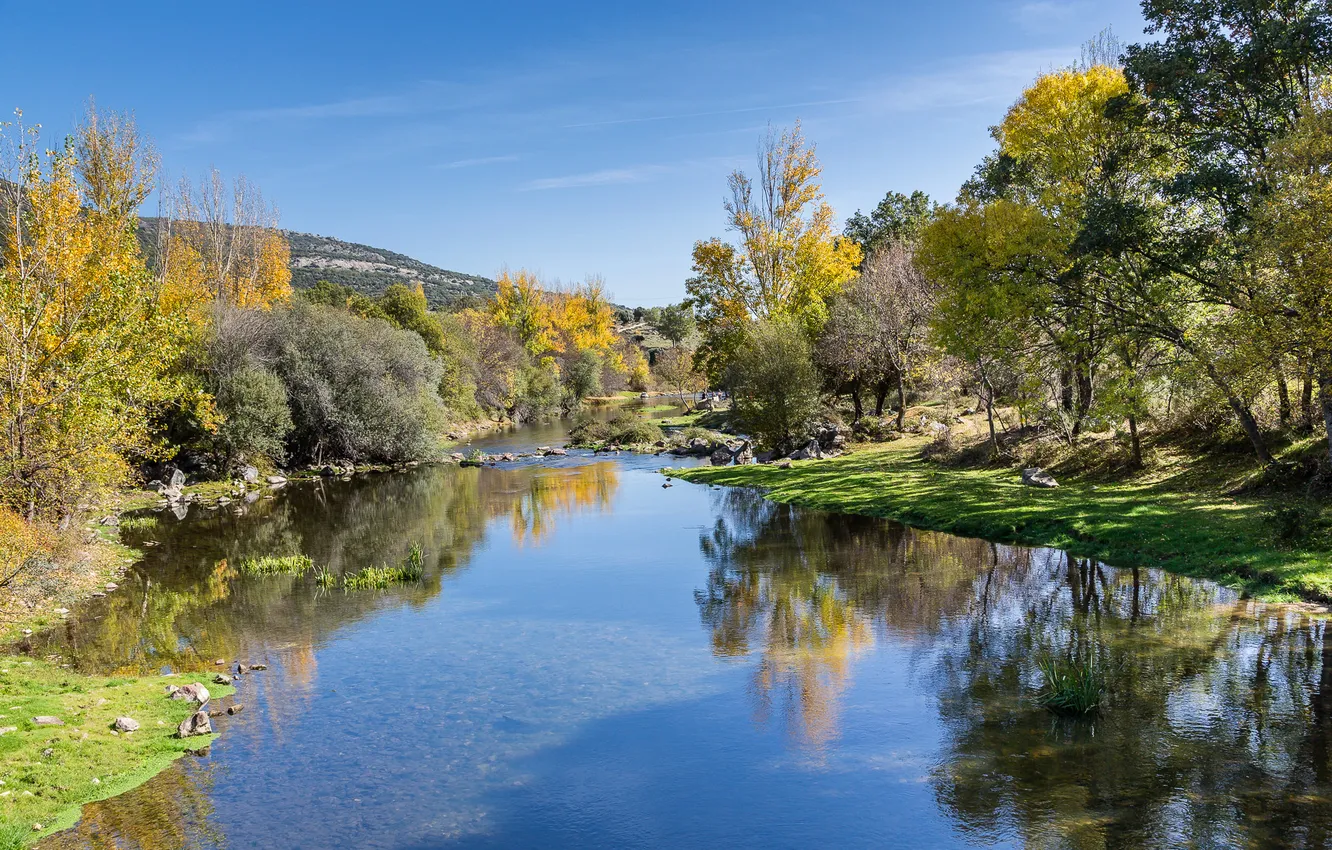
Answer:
[161, 169, 292, 309]
[655, 347, 708, 409]
[0, 107, 194, 517]
[687, 122, 860, 380]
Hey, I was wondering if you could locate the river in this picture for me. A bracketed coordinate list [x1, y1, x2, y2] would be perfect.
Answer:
[29, 410, 1332, 849]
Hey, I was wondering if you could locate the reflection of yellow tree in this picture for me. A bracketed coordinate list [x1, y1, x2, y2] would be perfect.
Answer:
[750, 581, 873, 748]
[498, 462, 618, 545]
[698, 492, 992, 749]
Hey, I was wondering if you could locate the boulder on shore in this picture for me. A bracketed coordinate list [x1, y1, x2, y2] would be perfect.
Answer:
[1021, 468, 1060, 489]
[167, 683, 210, 705]
[177, 711, 211, 738]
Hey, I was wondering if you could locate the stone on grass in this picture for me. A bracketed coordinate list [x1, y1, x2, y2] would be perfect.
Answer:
[112, 717, 139, 733]
[32, 716, 63, 726]
[212, 674, 231, 686]
[177, 711, 211, 738]
[168, 683, 210, 705]
[1021, 468, 1060, 489]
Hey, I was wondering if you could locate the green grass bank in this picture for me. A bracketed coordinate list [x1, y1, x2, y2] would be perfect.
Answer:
[667, 436, 1332, 603]
[0, 658, 233, 847]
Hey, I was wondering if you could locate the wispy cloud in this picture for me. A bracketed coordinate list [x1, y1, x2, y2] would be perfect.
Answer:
[437, 154, 521, 170]
[521, 157, 740, 192]
[860, 47, 1077, 113]
[564, 98, 858, 130]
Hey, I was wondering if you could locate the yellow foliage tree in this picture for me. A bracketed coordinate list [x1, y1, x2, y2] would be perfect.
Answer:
[164, 169, 292, 309]
[687, 122, 860, 378]
[0, 108, 195, 517]
[490, 268, 556, 357]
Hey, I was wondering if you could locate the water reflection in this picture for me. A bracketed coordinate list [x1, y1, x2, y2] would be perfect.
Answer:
[42, 462, 620, 675]
[696, 489, 1332, 848]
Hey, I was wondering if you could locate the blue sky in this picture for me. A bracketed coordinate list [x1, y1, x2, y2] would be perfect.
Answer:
[3, 0, 1145, 305]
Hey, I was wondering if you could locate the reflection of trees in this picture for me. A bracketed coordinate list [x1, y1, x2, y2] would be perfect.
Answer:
[38, 759, 221, 850]
[697, 489, 1332, 846]
[39, 462, 619, 676]
[696, 491, 993, 748]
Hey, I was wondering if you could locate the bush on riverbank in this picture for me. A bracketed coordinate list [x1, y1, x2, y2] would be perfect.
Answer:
[568, 412, 664, 448]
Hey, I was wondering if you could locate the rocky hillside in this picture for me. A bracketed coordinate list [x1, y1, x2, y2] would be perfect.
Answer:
[283, 231, 495, 307]
[139, 220, 496, 308]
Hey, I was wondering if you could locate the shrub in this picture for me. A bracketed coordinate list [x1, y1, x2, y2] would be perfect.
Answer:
[569, 412, 663, 446]
[1036, 657, 1104, 716]
[213, 303, 445, 465]
[1263, 500, 1327, 546]
[562, 349, 604, 410]
[212, 365, 292, 464]
[726, 317, 822, 452]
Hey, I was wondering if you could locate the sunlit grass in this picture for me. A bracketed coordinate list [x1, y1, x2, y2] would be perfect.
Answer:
[237, 554, 313, 576]
[668, 435, 1332, 602]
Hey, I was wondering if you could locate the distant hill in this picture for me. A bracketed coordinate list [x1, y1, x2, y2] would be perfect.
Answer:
[283, 231, 495, 307]
[138, 219, 496, 309]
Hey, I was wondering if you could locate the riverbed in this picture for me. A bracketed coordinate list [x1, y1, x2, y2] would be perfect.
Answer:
[29, 416, 1332, 849]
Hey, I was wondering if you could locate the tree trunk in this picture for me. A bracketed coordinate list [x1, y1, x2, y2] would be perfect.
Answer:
[1060, 366, 1074, 414]
[1128, 412, 1142, 468]
[851, 382, 863, 421]
[1277, 367, 1292, 428]
[1200, 358, 1273, 464]
[984, 376, 998, 458]
[1320, 367, 1332, 467]
[895, 373, 907, 432]
[1304, 360, 1316, 433]
[874, 381, 890, 418]
[1071, 365, 1093, 443]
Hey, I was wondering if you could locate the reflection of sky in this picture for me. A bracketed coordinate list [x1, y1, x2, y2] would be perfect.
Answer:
[43, 451, 1332, 850]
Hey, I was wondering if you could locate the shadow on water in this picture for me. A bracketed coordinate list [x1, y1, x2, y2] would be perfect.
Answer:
[30, 455, 1332, 849]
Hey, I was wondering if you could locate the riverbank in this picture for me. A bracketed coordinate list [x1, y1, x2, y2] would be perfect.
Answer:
[0, 658, 234, 847]
[667, 434, 1332, 603]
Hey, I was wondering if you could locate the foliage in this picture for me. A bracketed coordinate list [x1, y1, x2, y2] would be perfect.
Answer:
[726, 317, 823, 451]
[210, 365, 292, 464]
[687, 122, 860, 379]
[0, 107, 196, 518]
[562, 349, 603, 410]
[843, 190, 935, 259]
[337, 548, 426, 590]
[569, 412, 664, 447]
[653, 302, 696, 347]
[654, 347, 709, 407]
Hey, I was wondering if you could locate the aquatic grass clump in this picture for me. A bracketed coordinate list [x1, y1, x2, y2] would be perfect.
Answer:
[118, 515, 159, 533]
[238, 554, 314, 576]
[1036, 657, 1105, 716]
[326, 544, 427, 590]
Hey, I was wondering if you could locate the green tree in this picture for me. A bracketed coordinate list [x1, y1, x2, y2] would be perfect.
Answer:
[843, 190, 934, 261]
[653, 302, 696, 347]
[727, 317, 823, 453]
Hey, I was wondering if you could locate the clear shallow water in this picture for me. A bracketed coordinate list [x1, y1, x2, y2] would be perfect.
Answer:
[29, 421, 1332, 849]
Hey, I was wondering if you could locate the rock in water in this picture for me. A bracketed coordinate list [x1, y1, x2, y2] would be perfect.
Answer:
[177, 711, 211, 738]
[241, 465, 260, 484]
[212, 674, 231, 686]
[1021, 468, 1060, 489]
[710, 447, 733, 466]
[112, 717, 139, 733]
[169, 683, 210, 705]
[227, 703, 244, 715]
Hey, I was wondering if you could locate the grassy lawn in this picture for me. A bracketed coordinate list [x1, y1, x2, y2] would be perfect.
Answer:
[0, 658, 233, 847]
[668, 435, 1332, 603]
